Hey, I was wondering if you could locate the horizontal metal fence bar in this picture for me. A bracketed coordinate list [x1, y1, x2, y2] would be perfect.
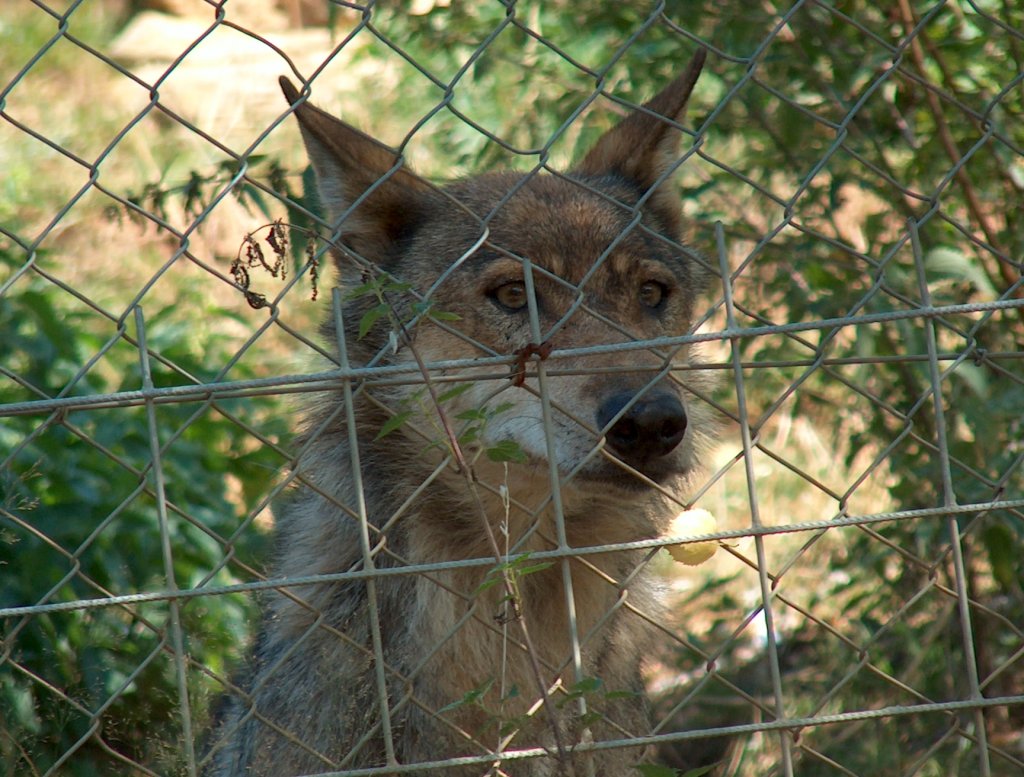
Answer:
[284, 694, 1024, 777]
[4, 497, 1022, 620]
[4, 349, 1023, 421]
[2, 296, 1022, 419]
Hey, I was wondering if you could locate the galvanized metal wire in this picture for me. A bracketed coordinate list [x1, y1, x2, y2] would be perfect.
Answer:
[2, 2, 1022, 776]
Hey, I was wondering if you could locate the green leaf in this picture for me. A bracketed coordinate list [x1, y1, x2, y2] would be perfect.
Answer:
[926, 246, 996, 296]
[633, 765, 679, 777]
[437, 678, 494, 713]
[570, 677, 602, 694]
[634, 763, 720, 777]
[300, 164, 323, 218]
[680, 765, 720, 777]
[348, 280, 383, 299]
[473, 575, 504, 595]
[498, 714, 530, 735]
[983, 522, 1018, 593]
[604, 689, 640, 700]
[358, 303, 391, 339]
[236, 182, 272, 220]
[375, 410, 413, 440]
[474, 553, 552, 595]
[438, 383, 474, 403]
[430, 310, 462, 322]
[951, 362, 988, 399]
[515, 561, 554, 577]
[486, 440, 527, 463]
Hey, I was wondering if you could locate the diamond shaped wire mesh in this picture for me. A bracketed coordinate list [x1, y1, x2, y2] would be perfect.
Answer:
[2, 2, 1023, 776]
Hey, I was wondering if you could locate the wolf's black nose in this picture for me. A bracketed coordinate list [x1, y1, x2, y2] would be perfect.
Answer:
[597, 392, 688, 463]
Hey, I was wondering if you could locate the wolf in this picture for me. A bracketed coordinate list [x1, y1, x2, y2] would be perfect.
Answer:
[204, 48, 712, 777]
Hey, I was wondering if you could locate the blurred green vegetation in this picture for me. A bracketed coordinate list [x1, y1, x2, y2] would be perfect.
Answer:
[2, 0, 1022, 775]
[0, 249, 280, 771]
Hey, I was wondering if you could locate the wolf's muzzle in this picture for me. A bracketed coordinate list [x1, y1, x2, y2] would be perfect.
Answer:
[597, 391, 688, 465]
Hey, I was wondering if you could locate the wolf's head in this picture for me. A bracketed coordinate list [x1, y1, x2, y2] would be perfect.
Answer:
[280, 51, 713, 511]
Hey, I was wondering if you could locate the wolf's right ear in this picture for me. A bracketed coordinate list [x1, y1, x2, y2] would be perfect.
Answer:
[280, 77, 432, 264]
[572, 49, 706, 237]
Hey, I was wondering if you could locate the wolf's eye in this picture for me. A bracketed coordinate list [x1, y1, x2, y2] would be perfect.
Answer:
[639, 280, 668, 309]
[490, 281, 529, 312]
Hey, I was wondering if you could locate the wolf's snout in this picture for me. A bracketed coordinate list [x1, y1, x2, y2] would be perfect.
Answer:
[598, 392, 688, 463]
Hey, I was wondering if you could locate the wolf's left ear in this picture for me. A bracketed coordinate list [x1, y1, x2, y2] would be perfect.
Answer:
[573, 48, 706, 235]
[280, 77, 432, 266]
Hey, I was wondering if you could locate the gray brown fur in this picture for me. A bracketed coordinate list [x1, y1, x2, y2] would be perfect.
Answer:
[204, 49, 712, 777]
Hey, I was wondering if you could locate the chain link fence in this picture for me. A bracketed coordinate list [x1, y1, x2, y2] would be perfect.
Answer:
[2, 1, 1023, 775]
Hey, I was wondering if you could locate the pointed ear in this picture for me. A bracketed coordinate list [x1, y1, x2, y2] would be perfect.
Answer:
[573, 49, 706, 234]
[280, 77, 432, 265]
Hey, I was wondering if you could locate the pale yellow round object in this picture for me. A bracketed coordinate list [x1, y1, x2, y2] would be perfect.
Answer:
[666, 508, 719, 565]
